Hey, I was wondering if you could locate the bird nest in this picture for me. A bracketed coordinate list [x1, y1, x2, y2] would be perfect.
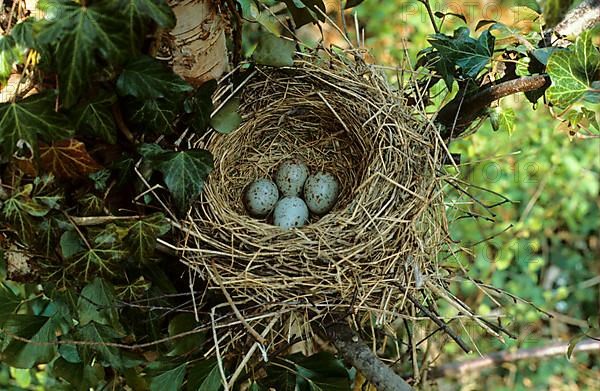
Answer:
[179, 49, 451, 363]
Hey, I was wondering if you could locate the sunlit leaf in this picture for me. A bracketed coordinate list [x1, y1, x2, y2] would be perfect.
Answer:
[210, 97, 241, 134]
[253, 33, 296, 67]
[0, 36, 22, 81]
[547, 31, 600, 107]
[0, 92, 73, 157]
[40, 139, 102, 179]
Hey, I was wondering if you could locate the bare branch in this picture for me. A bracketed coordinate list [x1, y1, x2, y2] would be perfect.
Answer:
[429, 338, 600, 379]
[438, 75, 550, 139]
[328, 323, 414, 391]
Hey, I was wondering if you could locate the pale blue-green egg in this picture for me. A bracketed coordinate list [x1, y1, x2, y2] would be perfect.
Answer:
[244, 179, 279, 217]
[275, 160, 309, 196]
[304, 172, 340, 215]
[273, 196, 309, 229]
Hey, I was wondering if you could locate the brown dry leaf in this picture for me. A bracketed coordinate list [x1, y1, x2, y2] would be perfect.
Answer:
[40, 139, 102, 179]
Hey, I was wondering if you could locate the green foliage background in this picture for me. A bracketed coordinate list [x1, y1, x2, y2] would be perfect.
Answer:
[355, 0, 599, 389]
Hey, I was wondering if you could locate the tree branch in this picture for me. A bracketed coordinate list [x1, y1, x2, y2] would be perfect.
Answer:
[438, 75, 550, 139]
[550, 0, 600, 45]
[437, 0, 599, 139]
[327, 323, 414, 391]
[429, 338, 600, 379]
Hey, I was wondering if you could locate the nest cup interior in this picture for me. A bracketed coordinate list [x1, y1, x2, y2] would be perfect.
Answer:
[191, 56, 444, 313]
[212, 91, 369, 222]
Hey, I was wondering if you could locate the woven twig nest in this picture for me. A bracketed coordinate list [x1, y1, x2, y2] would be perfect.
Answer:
[181, 49, 450, 360]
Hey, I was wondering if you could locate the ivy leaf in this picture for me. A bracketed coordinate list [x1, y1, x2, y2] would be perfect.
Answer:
[52, 357, 105, 390]
[429, 27, 495, 78]
[186, 359, 223, 391]
[77, 278, 120, 328]
[2, 185, 54, 243]
[282, 0, 325, 27]
[0, 315, 57, 368]
[167, 313, 206, 356]
[75, 322, 133, 369]
[39, 139, 103, 179]
[60, 230, 85, 258]
[210, 97, 242, 134]
[150, 362, 188, 391]
[0, 92, 73, 157]
[292, 352, 350, 391]
[117, 55, 193, 99]
[38, 1, 129, 107]
[184, 80, 216, 133]
[253, 33, 295, 67]
[547, 31, 600, 107]
[115, 0, 176, 52]
[0, 35, 22, 81]
[124, 213, 171, 263]
[490, 107, 516, 135]
[344, 0, 365, 9]
[11, 18, 36, 49]
[0, 283, 21, 318]
[125, 97, 180, 134]
[146, 148, 214, 213]
[73, 93, 118, 144]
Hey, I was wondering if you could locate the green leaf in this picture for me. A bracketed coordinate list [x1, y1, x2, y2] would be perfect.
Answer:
[124, 213, 171, 263]
[11, 18, 36, 49]
[282, 0, 325, 27]
[60, 230, 85, 258]
[210, 97, 242, 134]
[0, 91, 73, 156]
[429, 27, 495, 78]
[125, 97, 180, 133]
[38, 1, 129, 107]
[152, 148, 214, 212]
[52, 357, 105, 390]
[292, 352, 350, 391]
[0, 315, 57, 368]
[0, 283, 21, 318]
[150, 362, 187, 391]
[0, 36, 22, 81]
[567, 333, 586, 359]
[186, 359, 223, 391]
[75, 322, 133, 369]
[115, 0, 176, 52]
[344, 0, 365, 9]
[167, 313, 205, 356]
[117, 55, 193, 99]
[253, 33, 296, 67]
[494, 107, 516, 135]
[547, 31, 600, 107]
[73, 93, 118, 144]
[184, 80, 216, 133]
[77, 278, 119, 327]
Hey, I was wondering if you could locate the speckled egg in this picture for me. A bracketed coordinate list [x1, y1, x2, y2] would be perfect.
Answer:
[244, 179, 279, 218]
[303, 172, 340, 215]
[275, 160, 310, 197]
[273, 196, 309, 229]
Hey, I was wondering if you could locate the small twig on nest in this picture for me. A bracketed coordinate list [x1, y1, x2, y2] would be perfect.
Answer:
[211, 263, 267, 345]
[405, 293, 471, 354]
[327, 323, 413, 391]
[429, 338, 600, 379]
